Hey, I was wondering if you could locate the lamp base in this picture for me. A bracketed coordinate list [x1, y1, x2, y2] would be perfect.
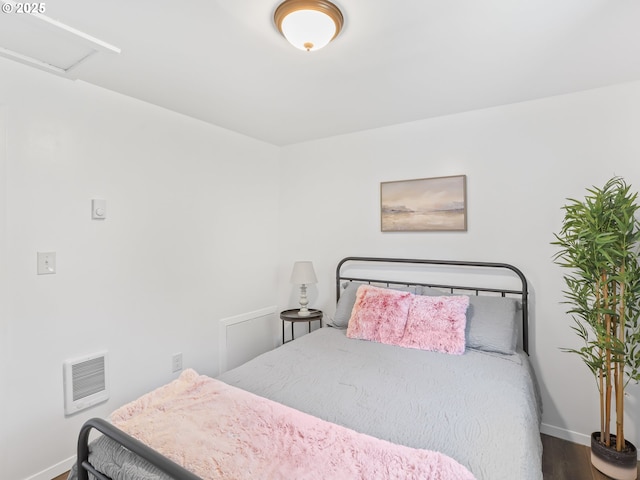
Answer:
[297, 283, 311, 317]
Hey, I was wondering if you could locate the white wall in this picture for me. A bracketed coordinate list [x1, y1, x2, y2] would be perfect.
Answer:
[0, 58, 280, 480]
[0, 105, 9, 475]
[4, 54, 640, 478]
[277, 81, 640, 447]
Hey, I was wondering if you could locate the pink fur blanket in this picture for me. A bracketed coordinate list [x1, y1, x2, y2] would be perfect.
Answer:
[110, 369, 475, 480]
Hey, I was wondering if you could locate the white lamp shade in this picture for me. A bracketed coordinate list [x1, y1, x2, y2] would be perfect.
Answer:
[280, 9, 337, 51]
[290, 261, 318, 284]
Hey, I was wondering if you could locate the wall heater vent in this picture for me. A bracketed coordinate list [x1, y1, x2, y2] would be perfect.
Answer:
[63, 351, 109, 416]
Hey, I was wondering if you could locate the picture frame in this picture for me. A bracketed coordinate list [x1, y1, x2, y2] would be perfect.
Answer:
[380, 175, 467, 232]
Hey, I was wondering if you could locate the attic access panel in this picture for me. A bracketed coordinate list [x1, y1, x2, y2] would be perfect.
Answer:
[0, 2, 120, 76]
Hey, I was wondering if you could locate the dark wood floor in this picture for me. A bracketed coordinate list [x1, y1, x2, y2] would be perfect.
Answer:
[542, 433, 640, 480]
[50, 434, 639, 480]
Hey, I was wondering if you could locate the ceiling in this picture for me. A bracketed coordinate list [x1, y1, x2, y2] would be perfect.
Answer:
[1, 0, 640, 146]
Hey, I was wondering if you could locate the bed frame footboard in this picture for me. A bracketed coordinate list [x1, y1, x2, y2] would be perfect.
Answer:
[77, 417, 202, 480]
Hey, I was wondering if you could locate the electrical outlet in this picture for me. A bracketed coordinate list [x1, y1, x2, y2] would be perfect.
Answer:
[171, 353, 182, 373]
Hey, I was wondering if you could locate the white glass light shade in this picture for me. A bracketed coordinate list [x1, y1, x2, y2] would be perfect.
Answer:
[274, 0, 344, 52]
[281, 10, 336, 51]
[290, 261, 317, 285]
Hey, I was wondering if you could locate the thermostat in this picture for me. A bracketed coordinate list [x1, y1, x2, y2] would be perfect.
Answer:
[92, 199, 106, 220]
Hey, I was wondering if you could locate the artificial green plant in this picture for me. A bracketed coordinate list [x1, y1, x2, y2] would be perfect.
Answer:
[553, 177, 640, 452]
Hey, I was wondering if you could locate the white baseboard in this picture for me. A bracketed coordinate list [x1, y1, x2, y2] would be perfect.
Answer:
[23, 418, 107, 480]
[541, 422, 591, 447]
[23, 455, 75, 480]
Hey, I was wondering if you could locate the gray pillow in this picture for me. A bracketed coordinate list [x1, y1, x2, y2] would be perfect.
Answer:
[420, 286, 519, 354]
[331, 282, 416, 328]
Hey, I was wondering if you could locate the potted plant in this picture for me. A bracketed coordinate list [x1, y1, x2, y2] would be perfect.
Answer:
[553, 177, 640, 480]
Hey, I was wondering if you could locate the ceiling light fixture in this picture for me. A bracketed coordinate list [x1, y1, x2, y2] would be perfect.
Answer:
[274, 0, 344, 52]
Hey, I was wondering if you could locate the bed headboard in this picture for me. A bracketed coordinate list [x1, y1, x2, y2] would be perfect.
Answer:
[336, 257, 529, 354]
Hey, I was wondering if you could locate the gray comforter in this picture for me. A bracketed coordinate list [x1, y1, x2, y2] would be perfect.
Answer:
[218, 327, 542, 480]
[70, 327, 542, 480]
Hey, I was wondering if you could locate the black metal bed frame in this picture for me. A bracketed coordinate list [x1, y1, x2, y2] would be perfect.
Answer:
[77, 417, 200, 480]
[336, 256, 529, 354]
[75, 256, 530, 480]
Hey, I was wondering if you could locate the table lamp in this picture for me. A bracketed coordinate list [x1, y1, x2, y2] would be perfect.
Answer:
[290, 261, 317, 316]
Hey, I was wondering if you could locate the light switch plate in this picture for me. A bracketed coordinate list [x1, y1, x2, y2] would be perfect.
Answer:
[37, 252, 56, 275]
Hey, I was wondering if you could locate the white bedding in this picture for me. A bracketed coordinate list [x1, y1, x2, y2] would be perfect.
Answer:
[218, 327, 542, 480]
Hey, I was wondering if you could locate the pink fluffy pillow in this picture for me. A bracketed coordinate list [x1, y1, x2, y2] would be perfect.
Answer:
[399, 295, 470, 354]
[346, 285, 470, 355]
[346, 285, 413, 344]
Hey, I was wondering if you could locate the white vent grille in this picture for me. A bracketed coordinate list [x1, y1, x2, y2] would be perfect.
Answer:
[64, 351, 109, 415]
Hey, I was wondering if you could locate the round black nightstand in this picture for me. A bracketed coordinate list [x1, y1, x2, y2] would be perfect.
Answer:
[280, 308, 323, 344]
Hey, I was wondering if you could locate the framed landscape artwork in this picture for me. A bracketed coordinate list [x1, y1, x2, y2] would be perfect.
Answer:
[381, 175, 467, 232]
